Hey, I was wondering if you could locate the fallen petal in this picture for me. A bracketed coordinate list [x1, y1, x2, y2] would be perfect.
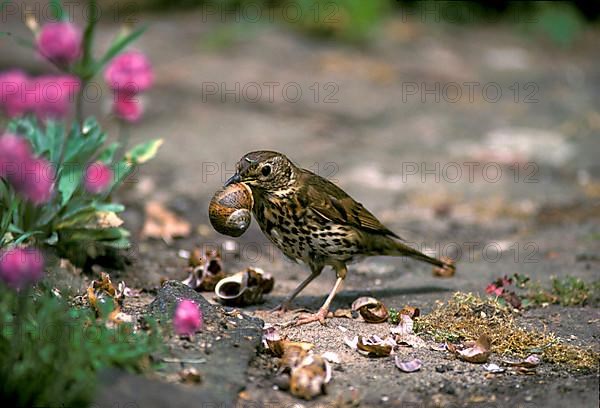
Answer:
[502, 354, 541, 368]
[344, 336, 358, 350]
[321, 351, 341, 364]
[483, 363, 505, 373]
[396, 334, 427, 349]
[395, 356, 422, 373]
[430, 343, 447, 352]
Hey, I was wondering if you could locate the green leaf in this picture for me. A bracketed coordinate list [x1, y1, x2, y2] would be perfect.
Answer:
[93, 26, 147, 75]
[7, 224, 24, 234]
[125, 139, 163, 164]
[100, 237, 131, 249]
[63, 118, 107, 163]
[66, 227, 130, 242]
[55, 208, 96, 229]
[44, 232, 59, 245]
[93, 202, 125, 213]
[49, 0, 67, 21]
[58, 162, 83, 205]
[97, 142, 120, 164]
[14, 230, 43, 245]
[110, 160, 134, 191]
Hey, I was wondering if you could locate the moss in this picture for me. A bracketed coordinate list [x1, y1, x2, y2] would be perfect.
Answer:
[417, 292, 598, 371]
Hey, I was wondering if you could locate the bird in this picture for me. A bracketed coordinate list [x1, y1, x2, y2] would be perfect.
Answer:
[225, 151, 455, 326]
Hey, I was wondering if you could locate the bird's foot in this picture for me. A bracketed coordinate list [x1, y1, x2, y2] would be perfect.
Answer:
[269, 303, 311, 317]
[268, 302, 289, 317]
[294, 308, 329, 326]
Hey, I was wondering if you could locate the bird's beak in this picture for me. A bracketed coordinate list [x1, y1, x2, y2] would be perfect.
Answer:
[224, 172, 241, 187]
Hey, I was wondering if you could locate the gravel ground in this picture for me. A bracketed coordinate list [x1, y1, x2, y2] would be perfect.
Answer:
[2, 6, 599, 408]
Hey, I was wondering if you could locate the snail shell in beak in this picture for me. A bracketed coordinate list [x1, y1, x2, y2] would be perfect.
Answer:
[209, 182, 253, 237]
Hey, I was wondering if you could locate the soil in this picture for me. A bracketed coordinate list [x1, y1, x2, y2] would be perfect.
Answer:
[2, 6, 599, 408]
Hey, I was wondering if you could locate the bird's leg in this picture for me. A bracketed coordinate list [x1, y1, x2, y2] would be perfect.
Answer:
[270, 266, 323, 314]
[295, 264, 347, 326]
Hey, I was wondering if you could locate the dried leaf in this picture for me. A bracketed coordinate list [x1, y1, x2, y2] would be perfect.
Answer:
[351, 296, 388, 323]
[140, 201, 191, 244]
[95, 211, 124, 228]
[395, 356, 422, 373]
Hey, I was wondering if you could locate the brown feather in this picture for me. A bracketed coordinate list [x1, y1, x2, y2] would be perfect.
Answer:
[297, 169, 401, 239]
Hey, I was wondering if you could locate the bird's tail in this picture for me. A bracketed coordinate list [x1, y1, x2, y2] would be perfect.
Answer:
[372, 235, 456, 274]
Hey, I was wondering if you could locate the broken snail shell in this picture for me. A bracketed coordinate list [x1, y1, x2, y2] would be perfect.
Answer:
[209, 182, 254, 237]
[351, 296, 389, 323]
[214, 267, 274, 306]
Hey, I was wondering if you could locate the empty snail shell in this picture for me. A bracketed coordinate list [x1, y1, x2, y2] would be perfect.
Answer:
[209, 182, 254, 237]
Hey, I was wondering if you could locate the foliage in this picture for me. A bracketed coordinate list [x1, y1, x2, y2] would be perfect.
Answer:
[0, 0, 160, 265]
[0, 283, 160, 407]
[486, 273, 599, 309]
[0, 117, 161, 265]
[524, 276, 599, 307]
[288, 0, 390, 43]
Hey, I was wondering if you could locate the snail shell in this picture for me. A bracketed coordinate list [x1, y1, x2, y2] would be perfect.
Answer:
[209, 182, 254, 237]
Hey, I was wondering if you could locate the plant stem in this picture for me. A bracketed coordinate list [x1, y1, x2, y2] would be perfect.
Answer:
[115, 120, 131, 163]
[76, 0, 99, 125]
[75, 80, 87, 125]
[82, 0, 98, 69]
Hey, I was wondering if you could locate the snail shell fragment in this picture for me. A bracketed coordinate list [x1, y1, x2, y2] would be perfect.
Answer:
[209, 182, 254, 237]
[214, 267, 274, 306]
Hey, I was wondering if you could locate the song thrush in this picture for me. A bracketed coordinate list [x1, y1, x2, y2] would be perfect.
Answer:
[225, 151, 455, 325]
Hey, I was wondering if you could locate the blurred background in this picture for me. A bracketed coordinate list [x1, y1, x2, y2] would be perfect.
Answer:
[1, 0, 599, 292]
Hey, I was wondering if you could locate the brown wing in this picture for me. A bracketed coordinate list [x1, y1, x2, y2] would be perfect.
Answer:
[297, 169, 401, 239]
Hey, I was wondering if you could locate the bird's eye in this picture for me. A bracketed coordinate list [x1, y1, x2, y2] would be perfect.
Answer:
[261, 164, 272, 177]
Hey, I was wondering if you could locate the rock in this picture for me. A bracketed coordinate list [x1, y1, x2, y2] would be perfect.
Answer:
[95, 281, 263, 408]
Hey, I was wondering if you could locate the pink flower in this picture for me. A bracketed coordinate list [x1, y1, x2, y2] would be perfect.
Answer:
[84, 162, 114, 194]
[173, 299, 202, 336]
[0, 133, 33, 179]
[33, 75, 80, 119]
[112, 91, 143, 122]
[0, 70, 30, 117]
[0, 248, 45, 290]
[37, 22, 82, 65]
[11, 157, 55, 205]
[104, 51, 154, 94]
[0, 72, 79, 119]
[485, 283, 503, 297]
